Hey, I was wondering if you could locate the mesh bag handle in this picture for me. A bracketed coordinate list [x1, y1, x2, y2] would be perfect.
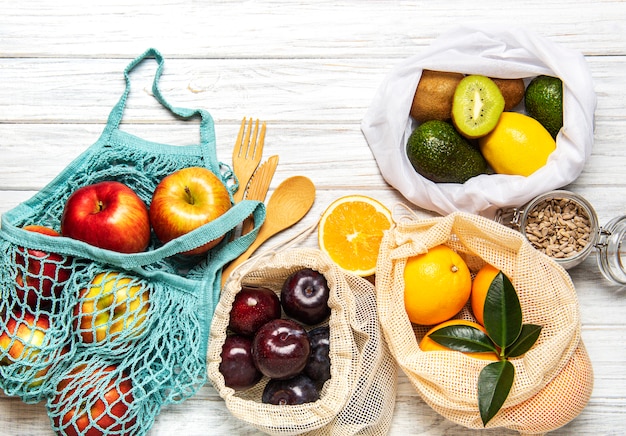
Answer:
[0, 47, 266, 271]
[105, 47, 219, 173]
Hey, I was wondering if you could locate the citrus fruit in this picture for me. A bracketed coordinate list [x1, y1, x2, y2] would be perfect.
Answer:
[318, 195, 392, 277]
[478, 111, 556, 176]
[403, 245, 472, 325]
[419, 319, 499, 361]
[470, 263, 501, 326]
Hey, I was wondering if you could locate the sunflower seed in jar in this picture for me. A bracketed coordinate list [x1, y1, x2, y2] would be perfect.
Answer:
[524, 197, 591, 259]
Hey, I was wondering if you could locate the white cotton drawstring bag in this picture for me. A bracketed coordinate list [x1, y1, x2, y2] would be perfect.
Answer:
[361, 25, 596, 217]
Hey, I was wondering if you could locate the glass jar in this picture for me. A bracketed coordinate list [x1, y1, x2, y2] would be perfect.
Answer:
[496, 190, 626, 286]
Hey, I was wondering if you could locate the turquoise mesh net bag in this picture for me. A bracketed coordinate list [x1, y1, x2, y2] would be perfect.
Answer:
[0, 48, 265, 435]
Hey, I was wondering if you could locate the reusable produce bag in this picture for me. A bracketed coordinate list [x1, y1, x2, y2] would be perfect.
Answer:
[375, 211, 593, 434]
[208, 242, 397, 436]
[0, 48, 265, 435]
[361, 25, 596, 217]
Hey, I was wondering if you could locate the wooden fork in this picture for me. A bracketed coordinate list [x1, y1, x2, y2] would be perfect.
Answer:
[240, 154, 279, 235]
[232, 117, 265, 203]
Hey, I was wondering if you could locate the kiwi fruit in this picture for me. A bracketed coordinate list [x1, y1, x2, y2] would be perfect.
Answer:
[451, 75, 505, 139]
[490, 77, 526, 111]
[410, 70, 465, 122]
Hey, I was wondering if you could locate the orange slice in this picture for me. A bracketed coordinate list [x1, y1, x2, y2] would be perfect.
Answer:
[318, 195, 392, 277]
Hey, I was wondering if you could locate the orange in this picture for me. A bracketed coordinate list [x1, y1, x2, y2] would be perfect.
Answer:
[419, 319, 499, 361]
[470, 263, 501, 326]
[318, 195, 392, 277]
[403, 245, 471, 325]
[478, 111, 556, 176]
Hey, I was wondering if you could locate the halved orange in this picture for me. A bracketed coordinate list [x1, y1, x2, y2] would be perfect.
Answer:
[318, 195, 393, 277]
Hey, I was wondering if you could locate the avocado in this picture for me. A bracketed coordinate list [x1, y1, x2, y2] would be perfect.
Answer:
[406, 120, 487, 183]
[524, 75, 563, 139]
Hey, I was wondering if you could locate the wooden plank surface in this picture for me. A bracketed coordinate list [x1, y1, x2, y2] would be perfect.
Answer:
[1, 1, 626, 435]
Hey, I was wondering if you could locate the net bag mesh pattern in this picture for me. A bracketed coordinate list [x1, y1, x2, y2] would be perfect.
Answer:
[0, 48, 264, 436]
[207, 247, 398, 435]
[375, 211, 593, 434]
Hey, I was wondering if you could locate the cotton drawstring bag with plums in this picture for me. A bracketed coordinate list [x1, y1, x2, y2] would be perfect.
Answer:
[207, 239, 398, 435]
[375, 211, 593, 434]
[0, 48, 265, 436]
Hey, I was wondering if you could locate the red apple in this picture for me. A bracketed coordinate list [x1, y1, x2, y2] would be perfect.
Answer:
[73, 271, 150, 343]
[0, 311, 52, 387]
[51, 364, 135, 436]
[0, 311, 49, 364]
[15, 225, 72, 309]
[61, 181, 150, 254]
[149, 166, 232, 256]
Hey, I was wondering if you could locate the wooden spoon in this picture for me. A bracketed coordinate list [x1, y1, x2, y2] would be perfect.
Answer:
[221, 176, 316, 287]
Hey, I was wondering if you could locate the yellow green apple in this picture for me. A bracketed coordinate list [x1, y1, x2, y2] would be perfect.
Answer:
[73, 271, 150, 343]
[149, 166, 232, 256]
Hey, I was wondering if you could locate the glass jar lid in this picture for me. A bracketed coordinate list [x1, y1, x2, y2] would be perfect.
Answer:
[596, 215, 626, 286]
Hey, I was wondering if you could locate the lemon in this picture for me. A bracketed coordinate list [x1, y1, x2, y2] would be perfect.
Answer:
[403, 245, 471, 325]
[478, 112, 556, 176]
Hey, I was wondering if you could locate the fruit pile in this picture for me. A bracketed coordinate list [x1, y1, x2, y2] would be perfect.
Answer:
[403, 244, 543, 425]
[403, 244, 542, 362]
[407, 70, 563, 183]
[220, 268, 332, 405]
[61, 166, 232, 255]
[1, 165, 233, 435]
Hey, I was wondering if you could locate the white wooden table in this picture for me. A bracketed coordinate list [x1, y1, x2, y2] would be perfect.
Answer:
[1, 1, 625, 434]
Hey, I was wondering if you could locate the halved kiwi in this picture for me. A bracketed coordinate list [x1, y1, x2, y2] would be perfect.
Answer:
[452, 75, 505, 139]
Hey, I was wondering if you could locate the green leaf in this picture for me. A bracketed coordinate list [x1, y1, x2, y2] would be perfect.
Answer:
[428, 325, 498, 354]
[483, 271, 522, 349]
[505, 324, 542, 358]
[478, 360, 515, 426]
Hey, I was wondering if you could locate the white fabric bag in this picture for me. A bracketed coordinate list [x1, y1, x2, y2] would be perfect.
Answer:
[361, 25, 596, 217]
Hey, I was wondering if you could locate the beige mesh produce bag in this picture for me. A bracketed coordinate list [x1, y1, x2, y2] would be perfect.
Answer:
[207, 246, 397, 435]
[375, 211, 593, 434]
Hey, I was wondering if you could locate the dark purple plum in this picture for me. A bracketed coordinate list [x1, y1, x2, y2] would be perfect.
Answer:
[228, 286, 281, 336]
[304, 325, 331, 385]
[262, 374, 320, 405]
[281, 268, 330, 325]
[219, 335, 262, 390]
[252, 318, 310, 380]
